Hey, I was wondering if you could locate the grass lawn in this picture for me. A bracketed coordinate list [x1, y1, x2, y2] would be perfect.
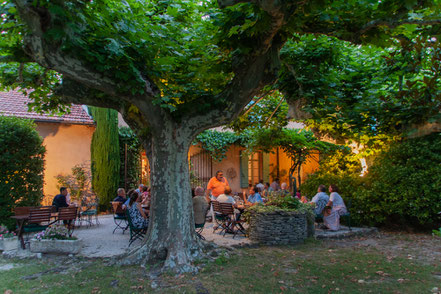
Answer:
[1, 236, 440, 293]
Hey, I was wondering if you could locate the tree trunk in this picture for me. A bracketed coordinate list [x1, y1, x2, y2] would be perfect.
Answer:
[121, 124, 203, 272]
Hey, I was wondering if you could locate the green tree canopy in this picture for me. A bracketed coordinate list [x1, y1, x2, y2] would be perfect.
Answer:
[1, 0, 440, 271]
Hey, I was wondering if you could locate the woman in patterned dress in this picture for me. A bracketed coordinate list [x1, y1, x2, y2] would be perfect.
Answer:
[127, 189, 149, 230]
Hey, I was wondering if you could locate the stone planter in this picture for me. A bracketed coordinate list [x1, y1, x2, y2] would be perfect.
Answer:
[2, 237, 19, 251]
[248, 210, 307, 245]
[30, 238, 82, 254]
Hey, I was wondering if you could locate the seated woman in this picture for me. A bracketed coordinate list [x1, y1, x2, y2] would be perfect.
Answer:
[127, 189, 149, 230]
[141, 186, 151, 208]
[323, 184, 347, 231]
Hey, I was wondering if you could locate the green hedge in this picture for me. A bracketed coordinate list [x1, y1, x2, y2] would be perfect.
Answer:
[302, 134, 441, 229]
[0, 117, 45, 229]
[90, 107, 120, 211]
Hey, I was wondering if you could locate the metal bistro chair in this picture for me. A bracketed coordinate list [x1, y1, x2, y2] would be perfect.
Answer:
[195, 204, 209, 241]
[219, 202, 246, 238]
[111, 202, 128, 234]
[212, 201, 228, 235]
[341, 199, 352, 231]
[58, 207, 78, 237]
[125, 209, 147, 247]
[79, 202, 100, 227]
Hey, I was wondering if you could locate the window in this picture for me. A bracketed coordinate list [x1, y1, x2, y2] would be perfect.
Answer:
[248, 152, 262, 186]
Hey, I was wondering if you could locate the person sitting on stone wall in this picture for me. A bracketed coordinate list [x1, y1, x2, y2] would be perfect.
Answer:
[309, 185, 329, 217]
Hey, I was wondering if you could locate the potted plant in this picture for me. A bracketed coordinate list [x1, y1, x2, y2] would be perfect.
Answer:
[0, 225, 18, 251]
[30, 225, 82, 254]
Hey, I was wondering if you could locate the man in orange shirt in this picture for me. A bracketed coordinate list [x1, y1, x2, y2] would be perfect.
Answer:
[206, 170, 230, 202]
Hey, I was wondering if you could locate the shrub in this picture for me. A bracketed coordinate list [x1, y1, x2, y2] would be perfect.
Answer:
[55, 162, 92, 205]
[0, 116, 45, 229]
[90, 107, 120, 211]
[356, 133, 441, 229]
[302, 134, 441, 229]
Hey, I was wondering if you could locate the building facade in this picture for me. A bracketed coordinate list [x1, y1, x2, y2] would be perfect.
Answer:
[0, 90, 95, 204]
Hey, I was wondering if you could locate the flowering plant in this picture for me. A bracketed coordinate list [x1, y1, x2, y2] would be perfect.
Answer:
[34, 225, 77, 241]
[0, 224, 16, 239]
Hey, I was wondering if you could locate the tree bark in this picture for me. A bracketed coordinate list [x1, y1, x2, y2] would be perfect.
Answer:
[121, 122, 202, 272]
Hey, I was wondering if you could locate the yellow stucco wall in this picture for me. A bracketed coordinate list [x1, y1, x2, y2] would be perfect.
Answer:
[36, 122, 95, 204]
[189, 144, 320, 193]
[211, 145, 243, 193]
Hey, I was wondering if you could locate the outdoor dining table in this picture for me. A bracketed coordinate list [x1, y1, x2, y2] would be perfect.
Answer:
[10, 212, 58, 249]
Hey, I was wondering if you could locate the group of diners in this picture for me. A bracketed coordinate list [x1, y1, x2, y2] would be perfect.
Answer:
[193, 170, 266, 231]
[112, 184, 150, 231]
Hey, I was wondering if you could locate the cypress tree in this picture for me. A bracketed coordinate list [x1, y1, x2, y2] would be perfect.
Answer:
[90, 107, 120, 211]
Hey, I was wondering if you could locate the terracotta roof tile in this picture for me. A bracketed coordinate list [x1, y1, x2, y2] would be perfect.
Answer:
[0, 90, 95, 125]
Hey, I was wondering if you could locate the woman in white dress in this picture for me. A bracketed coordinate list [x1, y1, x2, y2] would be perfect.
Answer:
[323, 184, 347, 231]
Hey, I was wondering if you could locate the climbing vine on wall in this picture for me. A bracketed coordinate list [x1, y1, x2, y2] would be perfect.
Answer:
[119, 127, 142, 190]
[193, 130, 251, 162]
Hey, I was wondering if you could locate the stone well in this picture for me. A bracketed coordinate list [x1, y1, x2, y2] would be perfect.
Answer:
[248, 210, 308, 245]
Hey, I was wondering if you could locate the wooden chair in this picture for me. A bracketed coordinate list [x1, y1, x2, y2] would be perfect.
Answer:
[212, 201, 228, 234]
[219, 202, 246, 238]
[58, 207, 78, 236]
[111, 202, 128, 234]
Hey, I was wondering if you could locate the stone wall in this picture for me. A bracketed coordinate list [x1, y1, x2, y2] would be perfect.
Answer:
[248, 210, 307, 245]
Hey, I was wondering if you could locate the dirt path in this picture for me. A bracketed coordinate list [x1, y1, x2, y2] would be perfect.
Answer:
[324, 231, 441, 266]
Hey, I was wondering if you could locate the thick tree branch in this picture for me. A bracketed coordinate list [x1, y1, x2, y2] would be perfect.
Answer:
[13, 0, 160, 109]
[359, 18, 441, 36]
[53, 79, 123, 111]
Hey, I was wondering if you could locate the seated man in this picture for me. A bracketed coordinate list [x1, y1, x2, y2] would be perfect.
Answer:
[113, 188, 127, 202]
[52, 187, 70, 212]
[309, 185, 330, 217]
[113, 188, 127, 217]
[192, 186, 208, 226]
[246, 186, 263, 205]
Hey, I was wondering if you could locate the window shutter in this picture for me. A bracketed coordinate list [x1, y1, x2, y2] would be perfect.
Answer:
[239, 151, 249, 188]
[262, 152, 270, 183]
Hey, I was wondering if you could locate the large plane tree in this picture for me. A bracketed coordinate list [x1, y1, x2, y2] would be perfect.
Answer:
[0, 0, 440, 271]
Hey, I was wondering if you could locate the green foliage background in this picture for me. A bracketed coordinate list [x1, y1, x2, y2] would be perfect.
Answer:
[302, 135, 441, 229]
[118, 127, 141, 190]
[90, 107, 120, 211]
[0, 116, 45, 229]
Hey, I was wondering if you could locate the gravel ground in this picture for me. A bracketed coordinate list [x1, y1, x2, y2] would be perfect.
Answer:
[4, 215, 380, 258]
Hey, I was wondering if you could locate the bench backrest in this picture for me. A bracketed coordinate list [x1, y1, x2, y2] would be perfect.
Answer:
[29, 208, 51, 224]
[58, 207, 78, 221]
[14, 206, 32, 216]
